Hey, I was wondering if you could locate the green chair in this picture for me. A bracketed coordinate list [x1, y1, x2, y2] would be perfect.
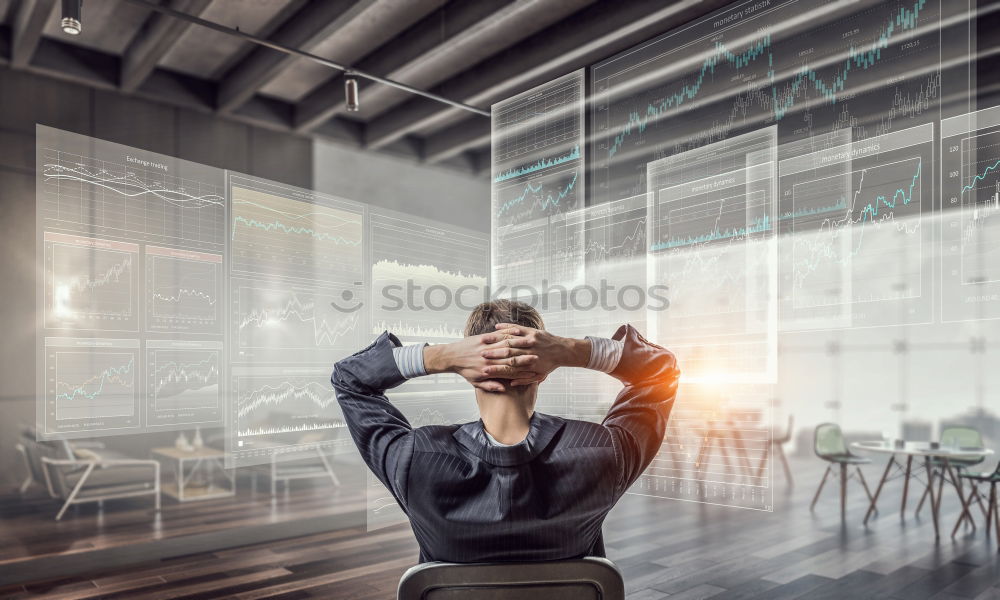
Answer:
[810, 423, 874, 521]
[956, 462, 1000, 543]
[916, 426, 985, 519]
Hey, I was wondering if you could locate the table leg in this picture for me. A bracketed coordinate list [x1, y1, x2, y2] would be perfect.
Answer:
[865, 455, 896, 525]
[925, 456, 940, 539]
[840, 463, 847, 522]
[948, 463, 975, 538]
[990, 481, 1000, 546]
[900, 455, 913, 517]
[987, 483, 995, 536]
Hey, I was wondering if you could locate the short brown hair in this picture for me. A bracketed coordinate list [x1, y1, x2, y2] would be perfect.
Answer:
[464, 299, 544, 337]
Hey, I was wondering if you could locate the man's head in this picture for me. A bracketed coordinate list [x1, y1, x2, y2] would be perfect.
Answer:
[465, 300, 543, 408]
[464, 299, 544, 337]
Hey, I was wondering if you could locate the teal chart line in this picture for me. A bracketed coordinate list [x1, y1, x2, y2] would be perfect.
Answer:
[494, 145, 580, 183]
[608, 0, 927, 159]
[56, 356, 135, 404]
[793, 160, 921, 286]
[961, 158, 1000, 195]
[497, 171, 578, 217]
[650, 214, 771, 251]
[232, 215, 362, 245]
[855, 161, 921, 224]
[780, 198, 848, 221]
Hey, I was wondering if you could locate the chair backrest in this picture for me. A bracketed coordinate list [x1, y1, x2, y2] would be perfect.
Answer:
[814, 423, 847, 458]
[939, 426, 983, 450]
[397, 558, 624, 600]
[18, 430, 72, 487]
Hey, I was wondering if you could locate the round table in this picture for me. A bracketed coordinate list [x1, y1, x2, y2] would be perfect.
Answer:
[852, 441, 994, 539]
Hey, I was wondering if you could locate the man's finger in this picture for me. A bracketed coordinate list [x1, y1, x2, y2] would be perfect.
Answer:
[480, 347, 532, 359]
[504, 337, 532, 349]
[511, 373, 547, 386]
[480, 341, 529, 358]
[480, 328, 525, 345]
[482, 365, 538, 378]
[474, 380, 505, 392]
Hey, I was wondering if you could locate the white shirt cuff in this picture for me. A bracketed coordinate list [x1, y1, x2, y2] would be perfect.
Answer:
[585, 336, 624, 373]
[392, 343, 428, 379]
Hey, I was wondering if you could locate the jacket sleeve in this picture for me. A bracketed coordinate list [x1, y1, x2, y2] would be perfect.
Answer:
[601, 324, 680, 497]
[331, 331, 414, 510]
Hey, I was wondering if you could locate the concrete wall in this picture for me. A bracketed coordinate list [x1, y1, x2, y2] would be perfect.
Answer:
[313, 140, 489, 232]
[0, 66, 488, 492]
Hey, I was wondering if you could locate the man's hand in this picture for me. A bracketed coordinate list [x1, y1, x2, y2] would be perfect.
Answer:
[480, 323, 591, 386]
[423, 333, 540, 392]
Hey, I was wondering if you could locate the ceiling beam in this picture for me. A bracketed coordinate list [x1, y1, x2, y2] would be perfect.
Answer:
[30, 37, 119, 90]
[120, 0, 212, 93]
[11, 0, 56, 68]
[365, 0, 726, 149]
[216, 0, 376, 113]
[1, 33, 479, 175]
[293, 0, 519, 132]
[422, 117, 489, 164]
[297, 0, 596, 133]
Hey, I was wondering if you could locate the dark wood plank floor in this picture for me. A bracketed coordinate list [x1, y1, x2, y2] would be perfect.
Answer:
[0, 461, 365, 567]
[1, 457, 998, 599]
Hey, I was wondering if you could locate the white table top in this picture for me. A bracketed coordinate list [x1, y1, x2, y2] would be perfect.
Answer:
[852, 440, 994, 459]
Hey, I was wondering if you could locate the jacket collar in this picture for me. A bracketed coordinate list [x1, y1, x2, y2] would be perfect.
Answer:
[452, 412, 565, 467]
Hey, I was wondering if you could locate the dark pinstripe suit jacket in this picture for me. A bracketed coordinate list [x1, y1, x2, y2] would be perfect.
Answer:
[332, 324, 678, 563]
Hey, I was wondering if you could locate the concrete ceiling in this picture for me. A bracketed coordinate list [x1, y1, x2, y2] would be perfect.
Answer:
[0, 0, 729, 175]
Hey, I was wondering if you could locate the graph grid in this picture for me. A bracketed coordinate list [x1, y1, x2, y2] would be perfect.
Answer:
[40, 147, 225, 252]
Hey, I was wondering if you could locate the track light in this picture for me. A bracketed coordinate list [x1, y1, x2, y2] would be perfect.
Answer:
[61, 0, 82, 35]
[344, 74, 360, 112]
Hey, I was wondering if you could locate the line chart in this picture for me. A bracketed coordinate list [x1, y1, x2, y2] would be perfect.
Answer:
[492, 69, 582, 166]
[778, 123, 933, 329]
[42, 338, 142, 438]
[237, 380, 337, 422]
[54, 354, 135, 414]
[143, 341, 223, 430]
[146, 246, 223, 334]
[790, 159, 922, 297]
[44, 232, 138, 332]
[592, 0, 971, 205]
[646, 128, 777, 385]
[150, 351, 219, 412]
[38, 126, 226, 251]
[230, 371, 350, 467]
[233, 282, 362, 363]
[370, 210, 489, 341]
[941, 106, 1000, 322]
[495, 169, 579, 226]
[493, 145, 580, 183]
[229, 176, 364, 283]
[41, 163, 224, 207]
[606, 0, 927, 159]
[583, 194, 648, 265]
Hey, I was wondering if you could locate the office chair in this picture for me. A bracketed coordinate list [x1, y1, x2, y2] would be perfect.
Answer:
[810, 423, 874, 522]
[916, 426, 985, 520]
[397, 557, 624, 600]
[956, 461, 1000, 544]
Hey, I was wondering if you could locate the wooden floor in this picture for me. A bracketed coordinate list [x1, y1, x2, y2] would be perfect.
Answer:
[0, 462, 365, 568]
[1, 457, 999, 599]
